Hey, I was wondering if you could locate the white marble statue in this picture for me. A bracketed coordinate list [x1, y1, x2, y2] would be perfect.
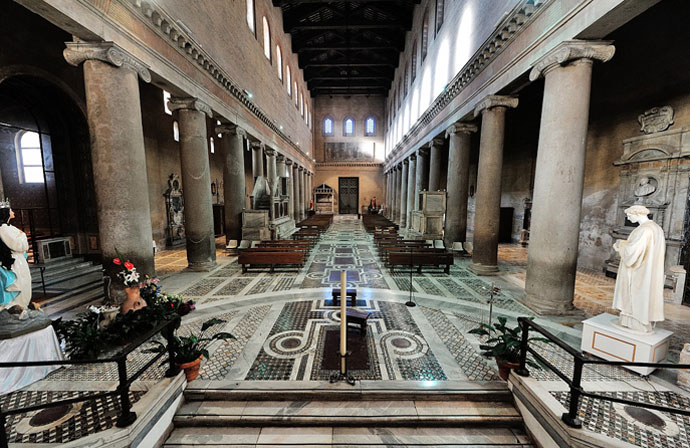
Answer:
[612, 205, 665, 333]
[634, 176, 656, 197]
[0, 202, 32, 311]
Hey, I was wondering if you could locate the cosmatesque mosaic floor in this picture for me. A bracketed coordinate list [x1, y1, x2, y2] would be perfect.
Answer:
[3, 215, 690, 448]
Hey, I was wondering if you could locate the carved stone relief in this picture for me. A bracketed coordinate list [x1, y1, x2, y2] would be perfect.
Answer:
[638, 106, 674, 134]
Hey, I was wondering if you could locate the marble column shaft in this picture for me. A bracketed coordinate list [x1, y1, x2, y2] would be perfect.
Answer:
[63, 42, 155, 276]
[394, 165, 401, 223]
[406, 155, 416, 226]
[445, 123, 477, 246]
[428, 138, 444, 191]
[216, 124, 246, 243]
[292, 164, 299, 222]
[470, 95, 518, 275]
[525, 41, 615, 314]
[170, 97, 216, 271]
[252, 142, 264, 178]
[414, 148, 429, 212]
[400, 160, 409, 227]
[297, 167, 304, 221]
[286, 160, 295, 219]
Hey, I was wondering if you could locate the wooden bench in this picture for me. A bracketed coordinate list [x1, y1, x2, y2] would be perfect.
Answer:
[331, 288, 357, 307]
[388, 251, 453, 274]
[346, 309, 370, 336]
[238, 250, 305, 273]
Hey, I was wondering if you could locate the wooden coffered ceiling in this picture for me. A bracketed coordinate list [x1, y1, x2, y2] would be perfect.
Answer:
[274, 0, 420, 96]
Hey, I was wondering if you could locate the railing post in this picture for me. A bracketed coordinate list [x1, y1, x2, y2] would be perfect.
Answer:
[514, 317, 530, 377]
[165, 316, 181, 378]
[1, 409, 8, 448]
[562, 356, 584, 428]
[115, 358, 137, 428]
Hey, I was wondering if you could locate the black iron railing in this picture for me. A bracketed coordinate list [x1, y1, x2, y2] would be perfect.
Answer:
[0, 315, 181, 448]
[515, 317, 690, 428]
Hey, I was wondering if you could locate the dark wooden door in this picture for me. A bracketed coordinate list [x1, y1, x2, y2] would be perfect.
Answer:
[338, 177, 359, 214]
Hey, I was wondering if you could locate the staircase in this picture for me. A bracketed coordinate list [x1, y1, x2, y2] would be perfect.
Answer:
[164, 381, 533, 447]
[30, 257, 105, 318]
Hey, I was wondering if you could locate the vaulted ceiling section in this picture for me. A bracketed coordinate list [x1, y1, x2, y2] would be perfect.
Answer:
[274, 0, 419, 96]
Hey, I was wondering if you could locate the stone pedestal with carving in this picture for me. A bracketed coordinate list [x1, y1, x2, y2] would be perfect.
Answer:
[408, 191, 446, 240]
[242, 210, 270, 241]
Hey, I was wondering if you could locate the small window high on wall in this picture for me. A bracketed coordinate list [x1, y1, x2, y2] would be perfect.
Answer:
[286, 66, 292, 95]
[276, 46, 283, 80]
[343, 118, 354, 136]
[163, 90, 172, 115]
[365, 117, 375, 136]
[16, 131, 44, 184]
[323, 117, 333, 135]
[262, 17, 271, 61]
[246, 0, 255, 34]
[299, 93, 304, 116]
[435, 0, 445, 34]
[173, 121, 179, 142]
[421, 8, 430, 60]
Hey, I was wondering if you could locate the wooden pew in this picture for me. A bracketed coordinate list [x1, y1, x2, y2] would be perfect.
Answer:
[388, 251, 454, 274]
[238, 250, 305, 273]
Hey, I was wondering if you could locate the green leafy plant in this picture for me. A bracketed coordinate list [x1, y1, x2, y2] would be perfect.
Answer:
[145, 318, 235, 364]
[468, 316, 548, 368]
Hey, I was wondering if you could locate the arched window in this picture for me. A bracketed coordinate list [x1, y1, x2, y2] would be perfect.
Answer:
[294, 82, 298, 106]
[209, 137, 215, 154]
[246, 0, 255, 34]
[286, 66, 292, 95]
[343, 118, 354, 136]
[276, 45, 283, 80]
[262, 17, 271, 61]
[304, 104, 309, 124]
[323, 117, 333, 135]
[16, 131, 44, 184]
[404, 62, 409, 97]
[435, 0, 445, 34]
[365, 117, 376, 136]
[299, 92, 304, 116]
[411, 40, 418, 80]
[173, 121, 179, 142]
[421, 8, 430, 61]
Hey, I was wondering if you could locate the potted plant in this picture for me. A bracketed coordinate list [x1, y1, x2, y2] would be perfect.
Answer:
[146, 317, 234, 382]
[468, 316, 548, 380]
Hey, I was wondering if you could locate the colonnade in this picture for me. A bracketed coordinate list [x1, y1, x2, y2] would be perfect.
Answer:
[383, 40, 615, 315]
[64, 41, 314, 274]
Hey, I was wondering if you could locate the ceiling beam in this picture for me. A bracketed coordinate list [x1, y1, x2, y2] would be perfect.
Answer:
[304, 62, 395, 68]
[279, 0, 419, 4]
[297, 45, 399, 52]
[289, 22, 404, 31]
[307, 76, 389, 81]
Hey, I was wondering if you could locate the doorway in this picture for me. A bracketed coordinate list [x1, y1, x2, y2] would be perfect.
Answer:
[338, 177, 359, 214]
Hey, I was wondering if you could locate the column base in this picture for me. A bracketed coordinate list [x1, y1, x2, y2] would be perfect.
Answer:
[468, 263, 499, 276]
[186, 260, 216, 272]
[516, 294, 578, 316]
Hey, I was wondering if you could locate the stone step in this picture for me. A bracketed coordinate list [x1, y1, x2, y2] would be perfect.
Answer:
[184, 380, 512, 403]
[32, 263, 102, 287]
[173, 399, 522, 428]
[164, 426, 533, 447]
[29, 257, 89, 276]
[43, 282, 105, 318]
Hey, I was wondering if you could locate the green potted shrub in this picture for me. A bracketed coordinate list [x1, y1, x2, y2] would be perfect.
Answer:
[146, 317, 234, 381]
[468, 317, 547, 380]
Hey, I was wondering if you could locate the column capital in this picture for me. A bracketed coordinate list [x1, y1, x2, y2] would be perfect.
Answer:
[264, 147, 277, 157]
[474, 95, 519, 117]
[417, 147, 429, 157]
[446, 122, 478, 138]
[64, 41, 151, 82]
[402, 158, 409, 166]
[285, 158, 293, 166]
[169, 97, 212, 117]
[276, 154, 285, 162]
[408, 154, 417, 161]
[298, 166, 304, 171]
[250, 141, 265, 151]
[529, 40, 615, 81]
[429, 137, 445, 147]
[215, 123, 246, 138]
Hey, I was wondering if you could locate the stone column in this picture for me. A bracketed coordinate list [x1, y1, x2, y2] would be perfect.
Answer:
[292, 163, 300, 222]
[265, 147, 277, 222]
[216, 123, 246, 243]
[406, 155, 416, 227]
[63, 41, 155, 276]
[286, 159, 295, 219]
[297, 166, 304, 221]
[415, 147, 429, 212]
[469, 95, 518, 275]
[444, 123, 477, 247]
[169, 96, 216, 271]
[277, 154, 287, 196]
[399, 159, 409, 227]
[428, 137, 444, 191]
[396, 165, 403, 224]
[525, 41, 615, 314]
[306, 172, 312, 213]
[251, 141, 264, 179]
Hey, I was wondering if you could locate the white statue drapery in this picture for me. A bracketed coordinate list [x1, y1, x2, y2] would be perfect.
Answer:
[0, 223, 32, 310]
[612, 206, 665, 332]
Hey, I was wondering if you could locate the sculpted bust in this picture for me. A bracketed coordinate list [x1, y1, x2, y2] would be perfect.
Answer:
[633, 176, 656, 197]
[612, 205, 665, 333]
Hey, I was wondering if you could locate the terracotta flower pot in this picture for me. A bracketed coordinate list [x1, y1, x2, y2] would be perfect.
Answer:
[178, 356, 203, 382]
[120, 286, 147, 315]
[495, 358, 520, 381]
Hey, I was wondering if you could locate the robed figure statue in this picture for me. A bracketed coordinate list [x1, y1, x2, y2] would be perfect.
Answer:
[612, 205, 665, 333]
[0, 201, 32, 311]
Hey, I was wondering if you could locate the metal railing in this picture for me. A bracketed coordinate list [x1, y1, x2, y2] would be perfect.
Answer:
[13, 207, 61, 264]
[515, 317, 690, 428]
[0, 315, 181, 447]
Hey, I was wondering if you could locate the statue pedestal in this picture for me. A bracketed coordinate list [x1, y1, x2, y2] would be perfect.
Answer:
[581, 313, 672, 376]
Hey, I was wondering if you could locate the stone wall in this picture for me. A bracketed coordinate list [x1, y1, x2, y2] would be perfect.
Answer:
[313, 165, 385, 214]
